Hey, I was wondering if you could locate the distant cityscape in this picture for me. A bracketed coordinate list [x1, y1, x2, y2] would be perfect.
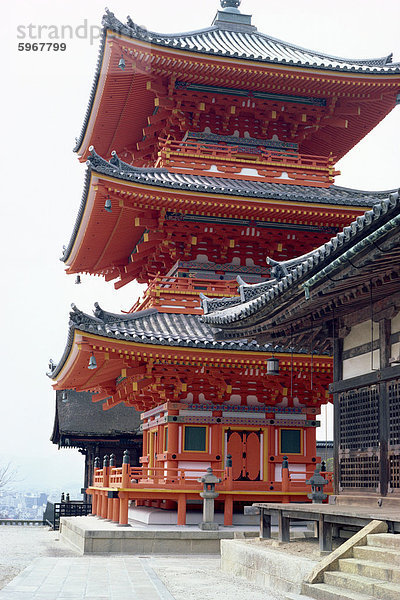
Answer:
[0, 488, 83, 520]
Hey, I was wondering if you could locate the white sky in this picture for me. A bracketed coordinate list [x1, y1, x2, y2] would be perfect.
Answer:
[2, 0, 399, 492]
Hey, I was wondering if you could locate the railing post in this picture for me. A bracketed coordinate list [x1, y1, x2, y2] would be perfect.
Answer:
[107, 454, 116, 520]
[166, 414, 179, 481]
[101, 455, 110, 519]
[282, 455, 290, 502]
[121, 450, 130, 488]
[224, 454, 233, 525]
[118, 450, 131, 526]
[102, 455, 110, 487]
[225, 454, 233, 490]
[93, 457, 101, 516]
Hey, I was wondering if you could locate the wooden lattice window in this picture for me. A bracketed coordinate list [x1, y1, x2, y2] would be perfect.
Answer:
[389, 455, 400, 489]
[339, 455, 379, 489]
[388, 380, 400, 447]
[339, 386, 379, 451]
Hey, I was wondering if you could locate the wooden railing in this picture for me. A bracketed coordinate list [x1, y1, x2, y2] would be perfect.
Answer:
[0, 519, 45, 526]
[129, 275, 238, 314]
[88, 452, 333, 526]
[92, 463, 333, 493]
[156, 138, 339, 187]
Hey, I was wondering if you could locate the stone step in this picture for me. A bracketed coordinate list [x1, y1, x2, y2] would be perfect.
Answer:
[323, 571, 400, 600]
[353, 545, 400, 567]
[285, 594, 311, 600]
[323, 571, 379, 595]
[302, 582, 374, 600]
[366, 533, 400, 550]
[371, 581, 400, 600]
[339, 557, 400, 583]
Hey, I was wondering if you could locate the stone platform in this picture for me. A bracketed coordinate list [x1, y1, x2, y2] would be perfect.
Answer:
[60, 516, 259, 555]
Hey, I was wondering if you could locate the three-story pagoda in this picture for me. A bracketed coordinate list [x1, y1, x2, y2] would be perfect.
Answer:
[49, 1, 400, 525]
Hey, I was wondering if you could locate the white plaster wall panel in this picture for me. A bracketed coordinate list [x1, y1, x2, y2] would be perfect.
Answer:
[178, 461, 211, 477]
[223, 411, 265, 419]
[288, 464, 306, 480]
[343, 320, 379, 351]
[343, 350, 380, 379]
[391, 341, 400, 362]
[392, 312, 400, 334]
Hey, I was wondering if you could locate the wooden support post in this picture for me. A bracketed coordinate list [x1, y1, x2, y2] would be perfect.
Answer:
[119, 493, 129, 526]
[177, 494, 186, 526]
[101, 493, 108, 519]
[379, 318, 391, 497]
[96, 493, 102, 517]
[260, 509, 271, 539]
[97, 493, 102, 518]
[224, 495, 233, 526]
[333, 336, 343, 495]
[91, 493, 97, 516]
[278, 511, 290, 542]
[319, 514, 333, 553]
[112, 498, 119, 523]
[107, 497, 113, 520]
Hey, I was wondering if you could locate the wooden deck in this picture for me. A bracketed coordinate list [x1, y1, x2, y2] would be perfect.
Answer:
[254, 502, 400, 552]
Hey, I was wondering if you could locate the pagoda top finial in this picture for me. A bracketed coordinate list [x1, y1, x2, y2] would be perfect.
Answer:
[220, 0, 241, 10]
[214, 0, 253, 29]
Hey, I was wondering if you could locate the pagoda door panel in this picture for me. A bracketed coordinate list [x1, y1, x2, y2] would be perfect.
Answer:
[246, 432, 261, 481]
[227, 432, 243, 480]
[226, 429, 261, 481]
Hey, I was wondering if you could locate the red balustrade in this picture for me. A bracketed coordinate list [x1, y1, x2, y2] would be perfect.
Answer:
[156, 138, 339, 187]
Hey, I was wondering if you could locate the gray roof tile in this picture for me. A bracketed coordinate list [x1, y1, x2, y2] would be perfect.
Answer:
[74, 8, 400, 153]
[105, 9, 398, 74]
[202, 190, 400, 329]
[52, 390, 141, 439]
[61, 149, 397, 265]
[48, 303, 280, 380]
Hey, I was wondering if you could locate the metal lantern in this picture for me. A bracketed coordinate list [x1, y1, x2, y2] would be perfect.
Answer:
[104, 196, 112, 212]
[88, 353, 97, 370]
[267, 356, 279, 375]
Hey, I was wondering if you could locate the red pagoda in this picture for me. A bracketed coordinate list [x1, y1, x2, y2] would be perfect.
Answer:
[49, 0, 400, 525]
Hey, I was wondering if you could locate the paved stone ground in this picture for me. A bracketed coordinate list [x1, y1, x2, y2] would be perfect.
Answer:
[0, 527, 285, 599]
[0, 527, 76, 590]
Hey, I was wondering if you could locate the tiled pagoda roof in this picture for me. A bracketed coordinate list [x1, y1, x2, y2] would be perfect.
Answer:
[61, 149, 396, 264]
[102, 10, 398, 73]
[48, 302, 276, 380]
[74, 5, 400, 153]
[202, 190, 400, 334]
[51, 390, 141, 440]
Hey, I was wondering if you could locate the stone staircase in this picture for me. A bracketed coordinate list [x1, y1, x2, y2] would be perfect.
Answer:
[286, 533, 400, 600]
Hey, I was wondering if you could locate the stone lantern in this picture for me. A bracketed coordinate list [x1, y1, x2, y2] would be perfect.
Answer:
[197, 467, 221, 530]
[306, 464, 329, 503]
